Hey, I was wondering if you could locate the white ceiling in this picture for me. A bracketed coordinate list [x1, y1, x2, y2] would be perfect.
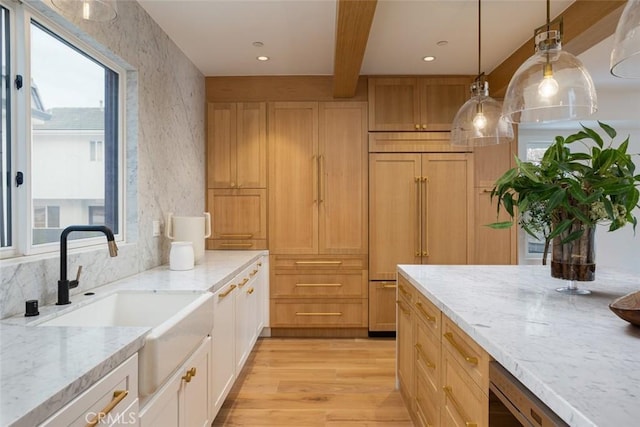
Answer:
[136, 0, 639, 90]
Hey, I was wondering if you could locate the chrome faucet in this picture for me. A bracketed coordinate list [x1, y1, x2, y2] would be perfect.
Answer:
[57, 225, 118, 305]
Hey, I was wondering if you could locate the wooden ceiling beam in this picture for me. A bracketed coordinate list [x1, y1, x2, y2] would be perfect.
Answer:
[332, 0, 377, 98]
[487, 0, 626, 99]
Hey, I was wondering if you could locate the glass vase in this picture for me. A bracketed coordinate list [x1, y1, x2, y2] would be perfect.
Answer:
[551, 223, 595, 295]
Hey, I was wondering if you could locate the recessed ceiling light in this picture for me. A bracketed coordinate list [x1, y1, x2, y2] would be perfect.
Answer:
[422, 56, 436, 62]
[252, 41, 264, 47]
[257, 56, 270, 61]
[436, 40, 448, 47]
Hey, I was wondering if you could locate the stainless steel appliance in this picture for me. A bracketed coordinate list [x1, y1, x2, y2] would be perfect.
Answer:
[489, 362, 569, 427]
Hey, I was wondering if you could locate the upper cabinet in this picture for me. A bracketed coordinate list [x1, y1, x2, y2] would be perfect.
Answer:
[207, 102, 267, 189]
[368, 77, 471, 132]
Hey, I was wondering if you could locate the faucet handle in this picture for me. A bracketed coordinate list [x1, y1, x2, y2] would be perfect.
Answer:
[69, 266, 82, 289]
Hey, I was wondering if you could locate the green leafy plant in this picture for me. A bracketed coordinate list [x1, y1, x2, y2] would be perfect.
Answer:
[489, 121, 640, 263]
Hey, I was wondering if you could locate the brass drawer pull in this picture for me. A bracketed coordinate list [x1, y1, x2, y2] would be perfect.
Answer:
[295, 312, 342, 316]
[381, 283, 397, 289]
[85, 390, 128, 427]
[220, 233, 253, 239]
[396, 300, 410, 315]
[398, 285, 411, 298]
[238, 277, 250, 287]
[443, 386, 478, 427]
[414, 343, 435, 368]
[182, 367, 197, 383]
[443, 332, 478, 365]
[258, 262, 263, 267]
[247, 287, 255, 295]
[218, 284, 236, 298]
[294, 260, 343, 265]
[415, 302, 436, 323]
[249, 269, 259, 277]
[220, 243, 253, 247]
[295, 283, 343, 287]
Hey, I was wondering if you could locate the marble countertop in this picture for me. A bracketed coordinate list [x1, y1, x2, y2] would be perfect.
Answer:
[398, 264, 640, 427]
[0, 250, 266, 427]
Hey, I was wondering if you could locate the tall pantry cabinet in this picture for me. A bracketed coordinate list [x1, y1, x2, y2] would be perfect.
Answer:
[268, 102, 369, 335]
[206, 102, 268, 250]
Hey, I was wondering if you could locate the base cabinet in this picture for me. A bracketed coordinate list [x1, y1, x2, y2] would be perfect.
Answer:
[397, 274, 490, 427]
[368, 281, 397, 332]
[139, 337, 211, 427]
[40, 354, 139, 427]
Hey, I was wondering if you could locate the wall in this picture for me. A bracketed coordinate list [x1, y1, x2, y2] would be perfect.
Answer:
[518, 88, 640, 274]
[0, 0, 205, 318]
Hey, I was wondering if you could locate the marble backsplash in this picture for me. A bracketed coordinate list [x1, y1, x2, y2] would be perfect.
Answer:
[0, 0, 206, 319]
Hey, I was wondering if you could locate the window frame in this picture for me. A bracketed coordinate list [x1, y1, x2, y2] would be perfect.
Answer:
[0, 0, 126, 259]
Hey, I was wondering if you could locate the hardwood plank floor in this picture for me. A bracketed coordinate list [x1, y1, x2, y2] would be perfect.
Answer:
[213, 337, 413, 426]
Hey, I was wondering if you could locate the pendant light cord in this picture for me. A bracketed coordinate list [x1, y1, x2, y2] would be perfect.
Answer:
[478, 0, 481, 78]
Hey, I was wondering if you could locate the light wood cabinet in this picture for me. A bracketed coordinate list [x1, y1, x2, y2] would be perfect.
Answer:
[207, 102, 266, 189]
[206, 102, 267, 250]
[473, 141, 518, 264]
[369, 152, 473, 281]
[368, 77, 470, 131]
[397, 273, 491, 427]
[368, 281, 397, 332]
[268, 101, 368, 334]
[206, 188, 267, 250]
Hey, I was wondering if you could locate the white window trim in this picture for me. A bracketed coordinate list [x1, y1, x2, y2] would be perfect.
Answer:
[0, 0, 126, 259]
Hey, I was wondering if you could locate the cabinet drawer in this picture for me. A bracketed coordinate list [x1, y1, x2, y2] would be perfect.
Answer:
[442, 316, 490, 392]
[442, 347, 488, 427]
[270, 299, 367, 327]
[271, 271, 366, 298]
[415, 317, 440, 398]
[415, 374, 440, 427]
[271, 254, 366, 270]
[41, 354, 138, 427]
[397, 275, 415, 305]
[414, 291, 440, 335]
[207, 239, 267, 250]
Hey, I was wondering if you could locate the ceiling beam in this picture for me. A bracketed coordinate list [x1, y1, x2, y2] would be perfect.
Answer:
[487, 0, 626, 99]
[332, 0, 377, 98]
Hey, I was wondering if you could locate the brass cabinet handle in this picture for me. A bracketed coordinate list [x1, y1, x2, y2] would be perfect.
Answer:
[249, 269, 259, 277]
[182, 367, 197, 383]
[312, 155, 318, 203]
[295, 283, 343, 287]
[443, 386, 478, 427]
[381, 283, 397, 289]
[319, 154, 325, 203]
[247, 287, 255, 295]
[218, 284, 237, 299]
[398, 284, 411, 298]
[220, 233, 253, 239]
[415, 302, 436, 323]
[295, 260, 343, 265]
[414, 343, 435, 368]
[220, 243, 253, 247]
[85, 390, 128, 427]
[415, 124, 420, 130]
[257, 262, 263, 267]
[396, 300, 410, 315]
[295, 312, 342, 316]
[238, 277, 250, 287]
[443, 332, 478, 365]
[415, 176, 421, 258]
[422, 175, 430, 258]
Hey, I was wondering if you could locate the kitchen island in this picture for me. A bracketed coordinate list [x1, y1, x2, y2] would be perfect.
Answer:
[398, 264, 640, 427]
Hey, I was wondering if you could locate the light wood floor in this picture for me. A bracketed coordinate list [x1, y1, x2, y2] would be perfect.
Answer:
[212, 337, 413, 426]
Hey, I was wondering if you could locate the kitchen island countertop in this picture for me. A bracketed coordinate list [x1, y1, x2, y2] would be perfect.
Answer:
[0, 250, 266, 427]
[398, 264, 640, 427]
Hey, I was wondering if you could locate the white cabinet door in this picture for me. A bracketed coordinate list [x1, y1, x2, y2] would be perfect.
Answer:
[235, 274, 252, 373]
[255, 256, 269, 334]
[210, 280, 237, 418]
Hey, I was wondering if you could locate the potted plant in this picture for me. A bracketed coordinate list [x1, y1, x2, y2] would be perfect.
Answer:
[489, 121, 640, 290]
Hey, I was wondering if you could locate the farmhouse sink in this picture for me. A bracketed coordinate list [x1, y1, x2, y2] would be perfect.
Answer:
[38, 290, 214, 397]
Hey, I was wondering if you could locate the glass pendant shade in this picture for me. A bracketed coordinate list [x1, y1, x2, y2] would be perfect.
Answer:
[611, 0, 640, 78]
[51, 0, 118, 22]
[502, 33, 597, 124]
[451, 82, 514, 146]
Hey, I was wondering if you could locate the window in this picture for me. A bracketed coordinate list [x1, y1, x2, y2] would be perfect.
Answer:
[522, 141, 552, 259]
[0, 1, 124, 258]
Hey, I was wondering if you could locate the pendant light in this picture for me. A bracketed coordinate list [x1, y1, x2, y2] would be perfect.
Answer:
[451, 0, 514, 146]
[611, 0, 640, 78]
[51, 0, 118, 22]
[502, 0, 597, 124]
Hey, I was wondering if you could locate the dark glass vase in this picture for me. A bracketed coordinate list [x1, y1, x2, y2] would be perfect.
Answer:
[551, 221, 595, 294]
